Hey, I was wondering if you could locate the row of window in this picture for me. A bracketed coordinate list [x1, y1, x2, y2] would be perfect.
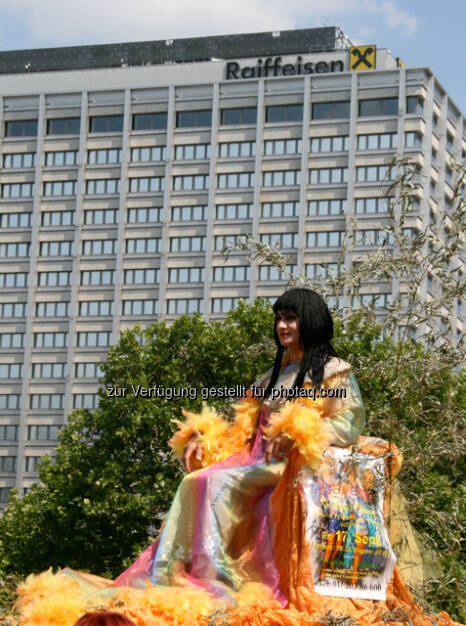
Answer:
[3, 97, 426, 141]
[1, 130, 420, 172]
[0, 425, 60, 441]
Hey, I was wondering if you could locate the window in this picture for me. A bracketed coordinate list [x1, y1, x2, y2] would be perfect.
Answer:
[212, 266, 249, 282]
[215, 234, 249, 251]
[39, 241, 73, 256]
[260, 233, 298, 248]
[446, 132, 454, 152]
[0, 332, 24, 348]
[310, 136, 348, 153]
[3, 152, 36, 168]
[4, 241, 29, 263]
[406, 96, 424, 114]
[432, 114, 439, 132]
[170, 236, 206, 252]
[265, 104, 303, 123]
[311, 101, 350, 120]
[82, 239, 117, 255]
[359, 98, 398, 117]
[431, 149, 438, 165]
[122, 299, 158, 316]
[0, 425, 18, 440]
[306, 231, 345, 247]
[262, 201, 299, 218]
[305, 262, 339, 279]
[75, 362, 104, 378]
[86, 179, 120, 194]
[171, 205, 206, 221]
[221, 107, 257, 125]
[90, 115, 124, 133]
[79, 300, 114, 316]
[80, 270, 115, 286]
[167, 299, 204, 314]
[445, 167, 453, 184]
[125, 237, 161, 254]
[405, 131, 423, 148]
[88, 148, 122, 165]
[0, 272, 28, 288]
[1, 182, 34, 198]
[212, 298, 245, 314]
[43, 181, 77, 196]
[355, 229, 395, 246]
[132, 112, 168, 131]
[0, 456, 16, 472]
[357, 133, 397, 150]
[175, 144, 210, 160]
[352, 293, 392, 308]
[168, 267, 205, 283]
[34, 332, 68, 348]
[38, 271, 72, 287]
[31, 363, 66, 378]
[0, 213, 32, 228]
[263, 170, 300, 187]
[36, 301, 70, 317]
[25, 456, 43, 472]
[220, 141, 256, 158]
[73, 393, 100, 409]
[218, 172, 255, 189]
[356, 165, 396, 182]
[47, 117, 80, 135]
[129, 177, 164, 193]
[354, 197, 391, 214]
[0, 487, 11, 503]
[77, 332, 112, 347]
[0, 302, 27, 318]
[176, 110, 212, 128]
[42, 210, 75, 226]
[28, 425, 60, 440]
[30, 394, 64, 409]
[216, 203, 253, 220]
[123, 269, 159, 285]
[127, 207, 162, 224]
[45, 150, 79, 167]
[131, 146, 166, 162]
[0, 363, 23, 377]
[84, 209, 118, 225]
[173, 174, 209, 191]
[309, 167, 348, 184]
[258, 265, 295, 281]
[0, 394, 20, 409]
[308, 199, 346, 216]
[5, 120, 38, 137]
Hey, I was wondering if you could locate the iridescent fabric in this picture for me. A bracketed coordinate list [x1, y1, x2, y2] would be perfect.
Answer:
[114, 361, 372, 604]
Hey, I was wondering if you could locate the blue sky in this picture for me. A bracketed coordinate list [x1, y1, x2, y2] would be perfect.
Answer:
[0, 0, 464, 113]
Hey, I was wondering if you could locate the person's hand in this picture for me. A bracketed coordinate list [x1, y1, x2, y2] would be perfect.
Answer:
[265, 434, 294, 465]
[182, 435, 204, 472]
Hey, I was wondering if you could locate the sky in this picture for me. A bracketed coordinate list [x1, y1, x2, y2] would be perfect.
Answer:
[0, 0, 464, 113]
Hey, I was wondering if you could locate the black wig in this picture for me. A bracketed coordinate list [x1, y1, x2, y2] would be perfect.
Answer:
[264, 288, 338, 397]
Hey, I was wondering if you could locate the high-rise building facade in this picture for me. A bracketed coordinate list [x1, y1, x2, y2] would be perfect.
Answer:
[0, 27, 464, 508]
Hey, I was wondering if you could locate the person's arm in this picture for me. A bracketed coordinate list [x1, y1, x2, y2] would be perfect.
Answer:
[320, 370, 366, 447]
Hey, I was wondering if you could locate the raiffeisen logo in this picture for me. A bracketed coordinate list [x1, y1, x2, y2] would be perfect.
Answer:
[225, 56, 345, 80]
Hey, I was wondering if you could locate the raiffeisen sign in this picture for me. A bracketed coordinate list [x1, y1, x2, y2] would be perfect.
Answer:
[225, 54, 346, 80]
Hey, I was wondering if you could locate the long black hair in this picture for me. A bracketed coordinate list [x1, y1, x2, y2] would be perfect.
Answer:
[264, 288, 338, 398]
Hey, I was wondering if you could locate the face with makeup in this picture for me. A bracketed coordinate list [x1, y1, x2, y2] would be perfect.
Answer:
[275, 312, 301, 357]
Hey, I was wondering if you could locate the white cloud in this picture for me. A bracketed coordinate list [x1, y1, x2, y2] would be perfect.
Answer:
[0, 0, 418, 48]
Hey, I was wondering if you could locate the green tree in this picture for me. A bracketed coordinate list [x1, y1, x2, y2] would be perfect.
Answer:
[0, 299, 274, 580]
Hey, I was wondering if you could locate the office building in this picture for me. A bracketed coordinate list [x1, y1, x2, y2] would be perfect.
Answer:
[0, 27, 464, 507]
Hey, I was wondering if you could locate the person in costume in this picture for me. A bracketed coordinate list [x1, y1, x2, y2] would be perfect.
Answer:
[114, 288, 366, 602]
